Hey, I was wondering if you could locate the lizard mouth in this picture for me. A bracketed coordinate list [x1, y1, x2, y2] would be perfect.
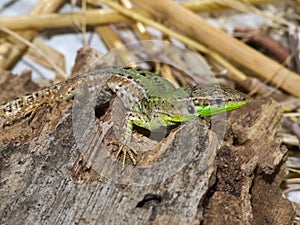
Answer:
[195, 98, 248, 117]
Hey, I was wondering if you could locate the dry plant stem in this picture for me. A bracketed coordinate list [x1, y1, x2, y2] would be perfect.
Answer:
[235, 29, 289, 63]
[91, 0, 247, 81]
[119, 0, 177, 85]
[284, 113, 300, 117]
[0, 26, 67, 80]
[249, 52, 298, 97]
[128, 0, 300, 97]
[211, 0, 291, 27]
[89, 6, 134, 65]
[80, 0, 88, 48]
[29, 0, 65, 15]
[26, 37, 65, 80]
[182, 0, 276, 12]
[94, 26, 134, 65]
[0, 0, 65, 70]
[95, 26, 122, 49]
[0, 9, 128, 30]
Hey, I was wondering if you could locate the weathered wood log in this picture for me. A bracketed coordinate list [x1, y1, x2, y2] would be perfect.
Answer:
[0, 48, 295, 225]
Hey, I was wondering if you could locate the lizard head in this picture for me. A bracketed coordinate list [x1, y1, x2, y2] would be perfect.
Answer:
[191, 84, 249, 117]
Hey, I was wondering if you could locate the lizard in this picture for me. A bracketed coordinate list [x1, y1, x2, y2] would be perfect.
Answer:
[0, 67, 248, 167]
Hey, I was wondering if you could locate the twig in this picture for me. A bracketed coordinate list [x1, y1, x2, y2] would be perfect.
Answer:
[234, 29, 289, 63]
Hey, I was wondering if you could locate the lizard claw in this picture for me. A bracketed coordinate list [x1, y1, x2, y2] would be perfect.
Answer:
[110, 141, 138, 169]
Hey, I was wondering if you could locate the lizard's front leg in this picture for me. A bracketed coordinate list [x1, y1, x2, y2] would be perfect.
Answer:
[111, 111, 149, 169]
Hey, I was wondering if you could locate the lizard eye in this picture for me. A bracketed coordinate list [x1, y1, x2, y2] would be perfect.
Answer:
[187, 105, 195, 114]
[214, 98, 224, 106]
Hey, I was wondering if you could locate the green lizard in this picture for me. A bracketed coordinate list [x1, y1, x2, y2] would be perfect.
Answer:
[0, 67, 248, 167]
